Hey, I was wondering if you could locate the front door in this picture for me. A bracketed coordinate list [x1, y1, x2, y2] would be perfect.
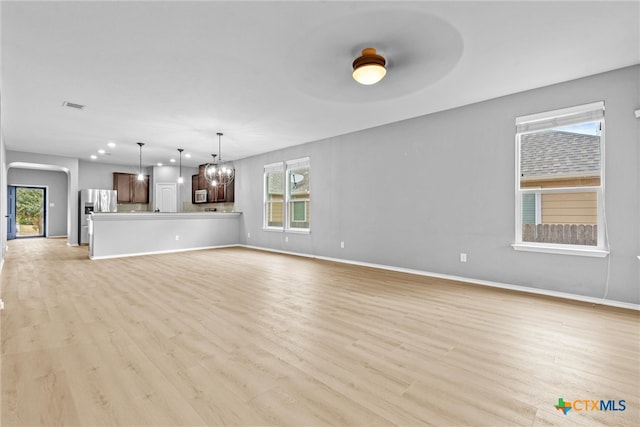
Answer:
[15, 186, 46, 238]
[7, 186, 16, 240]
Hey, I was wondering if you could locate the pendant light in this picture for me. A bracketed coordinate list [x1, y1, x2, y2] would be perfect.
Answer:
[177, 148, 184, 184]
[136, 142, 145, 181]
[204, 154, 219, 187]
[204, 132, 234, 187]
[216, 132, 235, 186]
[352, 48, 387, 85]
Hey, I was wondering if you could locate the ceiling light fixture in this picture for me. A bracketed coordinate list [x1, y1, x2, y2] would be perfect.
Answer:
[352, 47, 386, 85]
[136, 142, 145, 181]
[205, 154, 219, 187]
[177, 149, 184, 184]
[204, 132, 235, 187]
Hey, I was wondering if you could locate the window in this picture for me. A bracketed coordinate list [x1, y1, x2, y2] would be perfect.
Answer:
[292, 201, 307, 222]
[264, 162, 284, 228]
[263, 157, 310, 232]
[514, 101, 607, 256]
[285, 158, 310, 231]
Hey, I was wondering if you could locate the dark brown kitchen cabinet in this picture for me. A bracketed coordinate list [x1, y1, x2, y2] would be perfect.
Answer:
[113, 173, 131, 203]
[198, 164, 207, 190]
[191, 164, 234, 204]
[113, 172, 149, 204]
[191, 175, 199, 203]
[208, 180, 234, 203]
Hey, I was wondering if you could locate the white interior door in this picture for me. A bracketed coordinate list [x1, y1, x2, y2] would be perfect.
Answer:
[155, 183, 177, 212]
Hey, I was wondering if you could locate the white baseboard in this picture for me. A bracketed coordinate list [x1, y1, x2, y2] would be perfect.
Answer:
[241, 245, 640, 311]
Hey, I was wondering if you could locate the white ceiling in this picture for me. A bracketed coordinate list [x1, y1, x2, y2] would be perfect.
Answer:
[2, 1, 639, 168]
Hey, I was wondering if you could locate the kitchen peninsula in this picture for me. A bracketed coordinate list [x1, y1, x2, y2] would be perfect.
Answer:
[88, 212, 241, 259]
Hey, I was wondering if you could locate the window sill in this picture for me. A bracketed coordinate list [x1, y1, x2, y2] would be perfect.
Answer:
[286, 229, 310, 235]
[261, 227, 310, 235]
[511, 243, 609, 258]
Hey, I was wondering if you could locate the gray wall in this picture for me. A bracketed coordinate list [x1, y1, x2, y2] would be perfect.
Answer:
[0, 109, 6, 262]
[79, 160, 150, 190]
[7, 168, 68, 237]
[235, 65, 640, 305]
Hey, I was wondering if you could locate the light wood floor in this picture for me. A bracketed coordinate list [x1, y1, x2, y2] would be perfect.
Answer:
[1, 238, 638, 426]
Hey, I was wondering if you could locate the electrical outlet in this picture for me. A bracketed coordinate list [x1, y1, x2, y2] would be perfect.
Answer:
[340, 241, 345, 249]
[460, 253, 467, 262]
[285, 236, 289, 243]
[175, 235, 180, 241]
[247, 232, 251, 239]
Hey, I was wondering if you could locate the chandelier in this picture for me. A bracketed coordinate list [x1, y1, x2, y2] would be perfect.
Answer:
[204, 132, 234, 187]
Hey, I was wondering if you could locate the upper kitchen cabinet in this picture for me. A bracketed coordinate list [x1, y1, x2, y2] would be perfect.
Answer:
[113, 172, 149, 204]
[113, 173, 131, 203]
[197, 164, 207, 190]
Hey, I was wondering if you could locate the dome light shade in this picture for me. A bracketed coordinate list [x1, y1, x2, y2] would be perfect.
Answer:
[352, 48, 386, 85]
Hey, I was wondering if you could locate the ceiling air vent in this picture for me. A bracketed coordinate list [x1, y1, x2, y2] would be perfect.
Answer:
[62, 101, 85, 110]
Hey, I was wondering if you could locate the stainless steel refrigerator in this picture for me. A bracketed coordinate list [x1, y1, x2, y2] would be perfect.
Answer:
[78, 189, 117, 244]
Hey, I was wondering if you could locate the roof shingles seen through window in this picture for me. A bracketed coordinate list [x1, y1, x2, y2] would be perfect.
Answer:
[520, 130, 600, 179]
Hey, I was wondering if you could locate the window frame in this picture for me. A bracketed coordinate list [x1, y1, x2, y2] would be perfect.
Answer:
[512, 102, 608, 257]
[285, 157, 310, 233]
[291, 200, 307, 222]
[262, 157, 310, 234]
[263, 162, 285, 231]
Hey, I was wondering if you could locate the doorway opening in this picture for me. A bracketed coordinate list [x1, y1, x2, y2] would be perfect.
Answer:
[9, 186, 47, 239]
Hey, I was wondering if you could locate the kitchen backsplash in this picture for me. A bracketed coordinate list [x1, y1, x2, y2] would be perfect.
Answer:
[182, 202, 235, 213]
[117, 203, 150, 212]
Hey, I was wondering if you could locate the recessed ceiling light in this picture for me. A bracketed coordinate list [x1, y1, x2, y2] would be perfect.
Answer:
[107, 142, 116, 148]
[62, 101, 85, 110]
[98, 149, 106, 154]
[170, 158, 176, 163]
[157, 162, 163, 167]
[185, 153, 191, 158]
[90, 155, 97, 160]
